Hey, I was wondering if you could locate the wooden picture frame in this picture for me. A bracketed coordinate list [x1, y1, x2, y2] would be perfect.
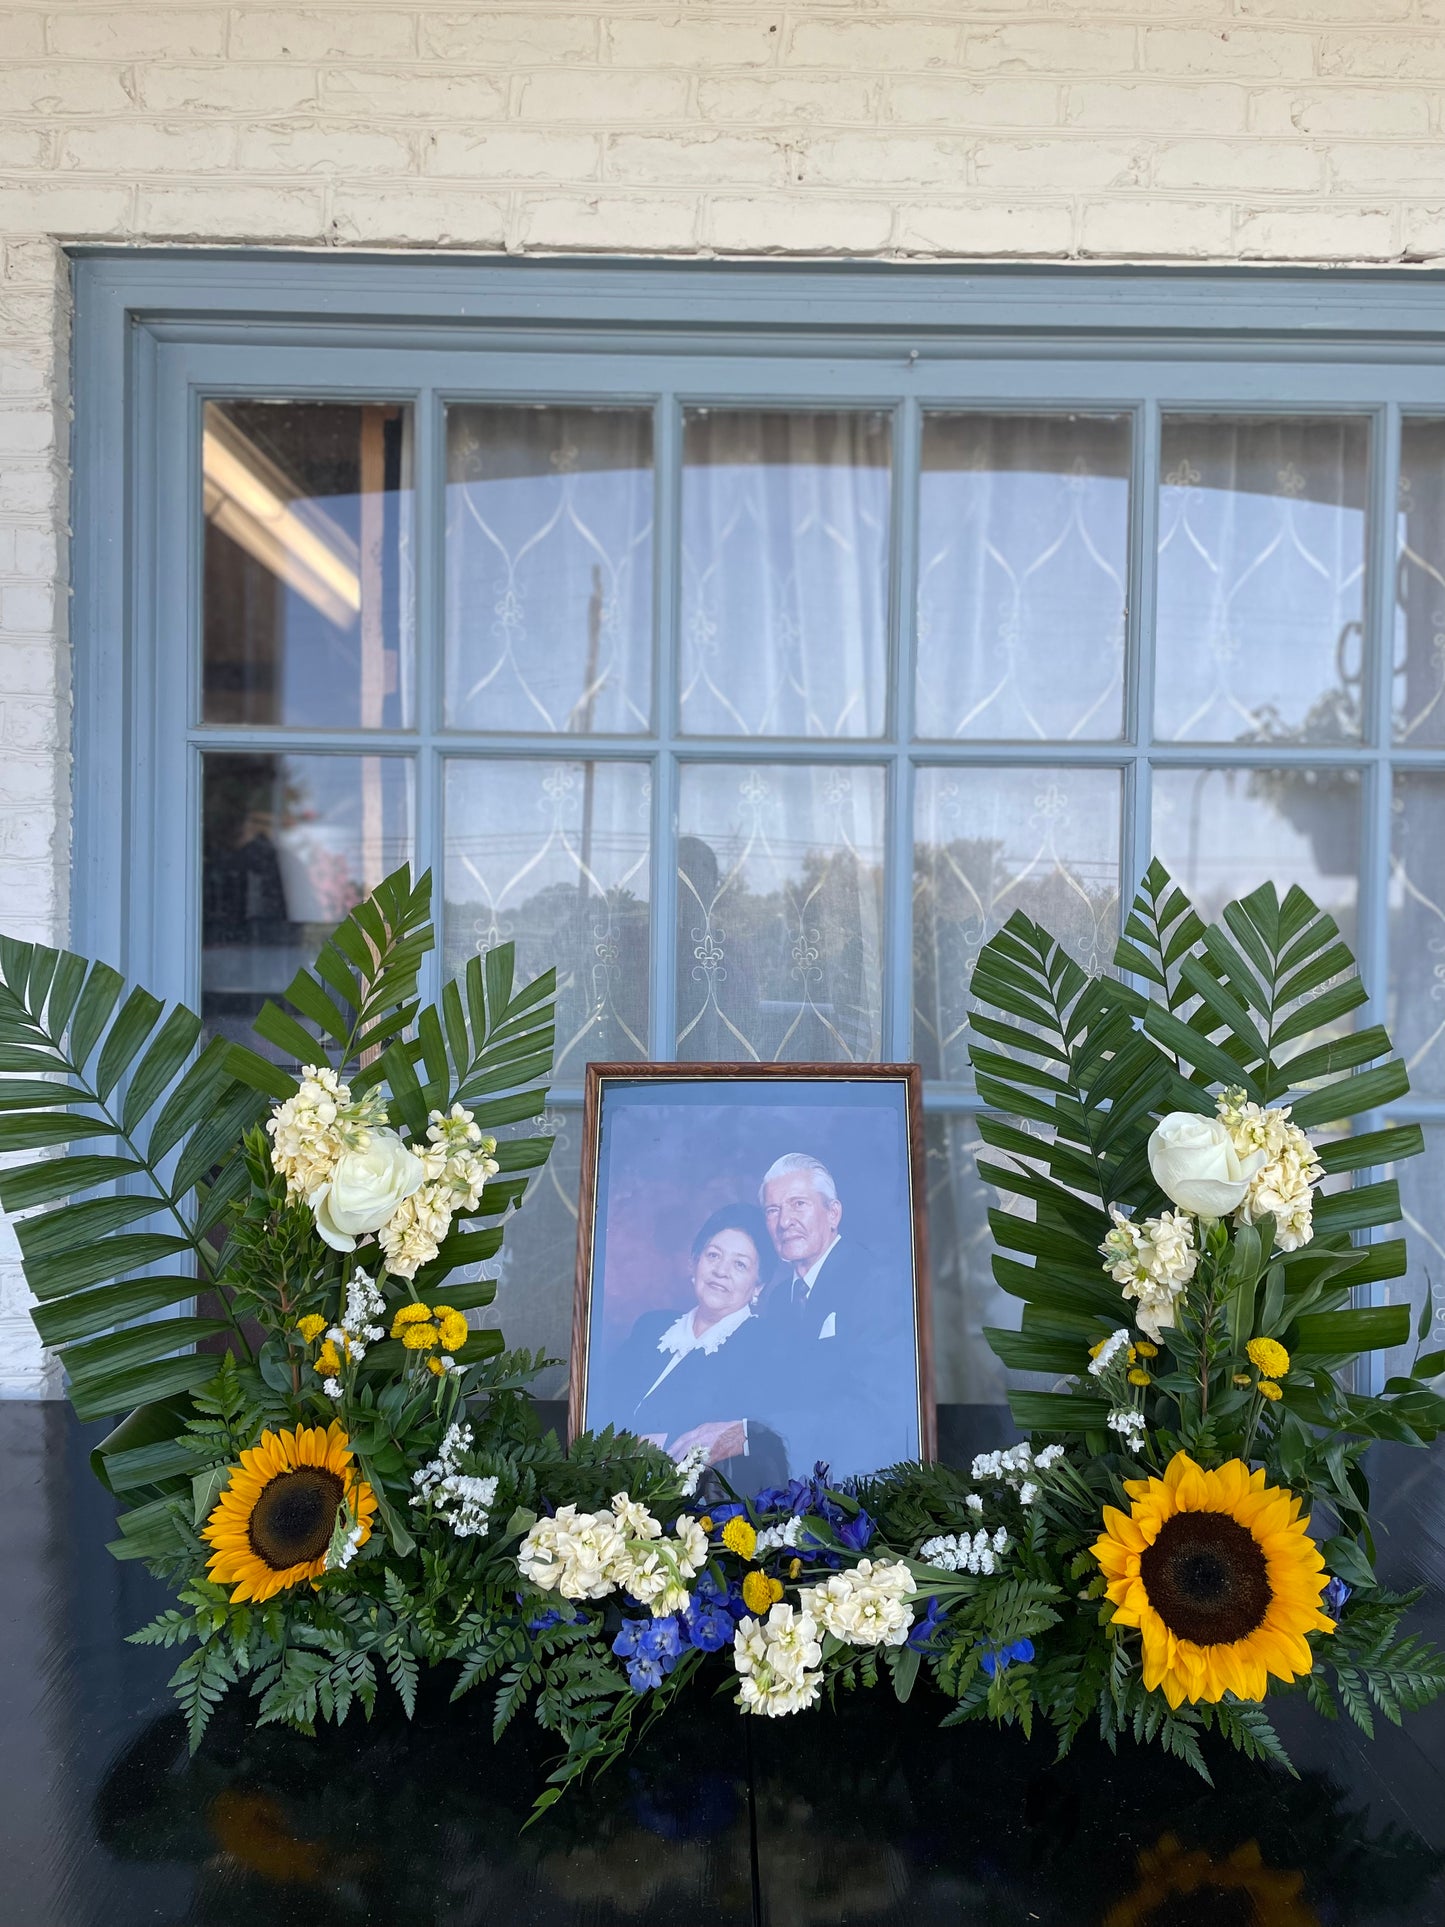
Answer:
[570, 1062, 935, 1492]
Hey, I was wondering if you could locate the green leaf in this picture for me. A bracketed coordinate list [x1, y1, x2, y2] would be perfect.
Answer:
[62, 1316, 231, 1387]
[1006, 1391, 1113, 1433]
[122, 1007, 204, 1132]
[1292, 1305, 1412, 1356]
[0, 1153, 144, 1213]
[15, 1192, 159, 1261]
[24, 1232, 195, 1301]
[31, 1273, 207, 1347]
[94, 986, 165, 1102]
[68, 1349, 224, 1424]
[68, 961, 124, 1069]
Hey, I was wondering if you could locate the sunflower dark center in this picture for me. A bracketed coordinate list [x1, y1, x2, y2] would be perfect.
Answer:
[248, 1468, 344, 1571]
[1141, 1887, 1256, 1927]
[1138, 1509, 1271, 1646]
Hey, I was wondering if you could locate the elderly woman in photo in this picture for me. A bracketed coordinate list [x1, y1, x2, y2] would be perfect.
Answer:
[605, 1202, 788, 1492]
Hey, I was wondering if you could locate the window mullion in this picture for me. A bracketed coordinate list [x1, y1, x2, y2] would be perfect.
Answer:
[415, 387, 443, 1010]
[886, 396, 921, 1062]
[1126, 399, 1161, 907]
[650, 394, 682, 1063]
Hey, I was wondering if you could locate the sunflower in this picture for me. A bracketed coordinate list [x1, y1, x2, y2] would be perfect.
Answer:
[1092, 1451, 1334, 1708]
[202, 1422, 377, 1603]
[1105, 1833, 1318, 1927]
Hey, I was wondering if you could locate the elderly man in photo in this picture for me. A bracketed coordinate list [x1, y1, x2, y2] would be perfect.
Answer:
[758, 1151, 919, 1479]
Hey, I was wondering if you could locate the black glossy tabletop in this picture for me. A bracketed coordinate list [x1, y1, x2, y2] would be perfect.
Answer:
[5, 1400, 1445, 1927]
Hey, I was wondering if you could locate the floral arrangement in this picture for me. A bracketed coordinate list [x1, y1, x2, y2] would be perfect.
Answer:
[3, 860, 1444, 1811]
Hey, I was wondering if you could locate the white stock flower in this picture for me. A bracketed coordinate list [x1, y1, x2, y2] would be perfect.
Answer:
[734, 1604, 823, 1717]
[1148, 1112, 1265, 1217]
[310, 1129, 426, 1252]
[376, 1105, 499, 1279]
[801, 1559, 914, 1648]
[1217, 1091, 1322, 1253]
[919, 1528, 1009, 1575]
[618, 1511, 706, 1615]
[1088, 1327, 1133, 1377]
[1108, 1408, 1147, 1440]
[1100, 1207, 1197, 1341]
[518, 1504, 627, 1601]
[674, 1444, 710, 1498]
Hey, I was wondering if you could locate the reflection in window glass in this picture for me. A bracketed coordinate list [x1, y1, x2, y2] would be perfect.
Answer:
[445, 405, 653, 734]
[676, 765, 885, 1063]
[927, 1112, 1033, 1406]
[443, 759, 651, 1080]
[201, 753, 414, 1048]
[916, 413, 1129, 742]
[202, 400, 413, 729]
[1151, 765, 1360, 946]
[1395, 418, 1445, 747]
[913, 766, 1122, 1083]
[1155, 416, 1367, 746]
[680, 410, 890, 738]
[474, 1106, 579, 1403]
[1384, 1124, 1445, 1388]
[1390, 773, 1445, 1099]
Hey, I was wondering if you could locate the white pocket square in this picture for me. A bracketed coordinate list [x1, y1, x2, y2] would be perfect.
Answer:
[818, 1311, 837, 1340]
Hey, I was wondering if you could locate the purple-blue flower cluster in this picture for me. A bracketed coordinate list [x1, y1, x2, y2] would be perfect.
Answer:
[1323, 1575, 1351, 1619]
[979, 1637, 1034, 1676]
[748, 1464, 876, 1562]
[613, 1575, 751, 1691]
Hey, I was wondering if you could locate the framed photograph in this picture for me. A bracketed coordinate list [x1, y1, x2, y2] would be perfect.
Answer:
[570, 1063, 933, 1496]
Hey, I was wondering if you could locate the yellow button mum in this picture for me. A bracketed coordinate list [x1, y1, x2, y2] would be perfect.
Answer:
[1247, 1337, 1291, 1379]
[1092, 1450, 1334, 1709]
[1258, 1380, 1283, 1402]
[742, 1570, 784, 1615]
[433, 1306, 469, 1353]
[296, 1314, 327, 1344]
[201, 1422, 377, 1604]
[722, 1516, 758, 1560]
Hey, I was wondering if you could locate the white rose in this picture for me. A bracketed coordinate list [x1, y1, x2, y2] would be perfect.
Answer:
[1147, 1112, 1265, 1218]
[309, 1129, 425, 1251]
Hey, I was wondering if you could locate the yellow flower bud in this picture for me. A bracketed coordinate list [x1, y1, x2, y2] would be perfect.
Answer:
[1127, 1368, 1151, 1387]
[1258, 1379, 1283, 1402]
[1134, 1340, 1159, 1359]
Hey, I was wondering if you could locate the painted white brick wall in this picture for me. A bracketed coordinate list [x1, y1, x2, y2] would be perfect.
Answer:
[1, 0, 1442, 1392]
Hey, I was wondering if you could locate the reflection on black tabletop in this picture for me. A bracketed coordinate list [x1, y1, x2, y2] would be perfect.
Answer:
[8, 1404, 1445, 1925]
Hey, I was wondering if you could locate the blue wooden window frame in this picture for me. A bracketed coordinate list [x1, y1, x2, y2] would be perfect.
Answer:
[70, 252, 1445, 1390]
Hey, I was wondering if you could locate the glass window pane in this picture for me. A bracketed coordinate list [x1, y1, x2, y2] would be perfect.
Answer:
[680, 409, 890, 738]
[927, 1113, 1015, 1406]
[913, 766, 1122, 1082]
[475, 1104, 579, 1402]
[202, 400, 413, 729]
[445, 404, 653, 734]
[201, 752, 414, 1048]
[916, 412, 1129, 742]
[676, 764, 885, 1062]
[1384, 1123, 1444, 1388]
[443, 759, 651, 1080]
[1390, 772, 1445, 1098]
[1155, 416, 1367, 745]
[1395, 417, 1445, 747]
[1151, 764, 1361, 946]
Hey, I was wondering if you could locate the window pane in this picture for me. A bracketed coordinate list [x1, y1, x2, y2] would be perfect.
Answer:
[475, 1105, 579, 1402]
[1384, 1124, 1445, 1388]
[676, 764, 884, 1062]
[1155, 416, 1367, 746]
[1390, 772, 1445, 1098]
[913, 766, 1122, 1082]
[927, 1113, 1012, 1405]
[680, 409, 890, 738]
[443, 759, 651, 1079]
[202, 400, 413, 729]
[916, 413, 1129, 742]
[201, 752, 414, 1048]
[1395, 417, 1445, 747]
[445, 405, 653, 734]
[1151, 764, 1361, 946]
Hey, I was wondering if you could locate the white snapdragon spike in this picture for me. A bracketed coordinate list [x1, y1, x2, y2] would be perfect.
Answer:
[611, 1492, 662, 1540]
[340, 1268, 387, 1352]
[1100, 1207, 1197, 1341]
[518, 1505, 627, 1601]
[734, 1604, 823, 1717]
[1108, 1409, 1147, 1440]
[1217, 1090, 1322, 1252]
[800, 1559, 915, 1648]
[617, 1512, 707, 1615]
[919, 1529, 1009, 1576]
[379, 1105, 500, 1280]
[756, 1517, 804, 1554]
[1087, 1327, 1133, 1378]
[674, 1444, 710, 1498]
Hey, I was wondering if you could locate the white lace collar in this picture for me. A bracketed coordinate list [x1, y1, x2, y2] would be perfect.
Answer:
[656, 1302, 753, 1360]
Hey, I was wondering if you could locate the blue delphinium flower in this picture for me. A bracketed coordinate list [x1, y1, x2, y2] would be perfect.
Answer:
[1323, 1575, 1352, 1618]
[527, 1606, 585, 1635]
[907, 1596, 948, 1653]
[979, 1637, 1034, 1677]
[836, 1507, 876, 1553]
[613, 1615, 686, 1693]
[683, 1571, 744, 1652]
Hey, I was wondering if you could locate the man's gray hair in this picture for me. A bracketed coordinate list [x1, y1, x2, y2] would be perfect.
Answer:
[759, 1152, 838, 1206]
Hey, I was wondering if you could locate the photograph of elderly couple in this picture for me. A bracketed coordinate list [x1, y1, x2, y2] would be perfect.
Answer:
[573, 1068, 931, 1497]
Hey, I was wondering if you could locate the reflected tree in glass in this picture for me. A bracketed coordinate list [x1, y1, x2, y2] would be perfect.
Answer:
[675, 765, 885, 1063]
[201, 752, 414, 1049]
[916, 412, 1129, 742]
[679, 410, 889, 738]
[202, 400, 413, 730]
[443, 760, 651, 1079]
[1155, 415, 1367, 746]
[912, 766, 1121, 1083]
[445, 405, 653, 734]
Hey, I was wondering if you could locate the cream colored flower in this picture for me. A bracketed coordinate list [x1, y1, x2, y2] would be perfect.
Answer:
[734, 1603, 823, 1717]
[518, 1504, 627, 1601]
[1217, 1091, 1322, 1252]
[801, 1558, 914, 1648]
[310, 1129, 426, 1252]
[1148, 1112, 1265, 1217]
[1100, 1205, 1198, 1340]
